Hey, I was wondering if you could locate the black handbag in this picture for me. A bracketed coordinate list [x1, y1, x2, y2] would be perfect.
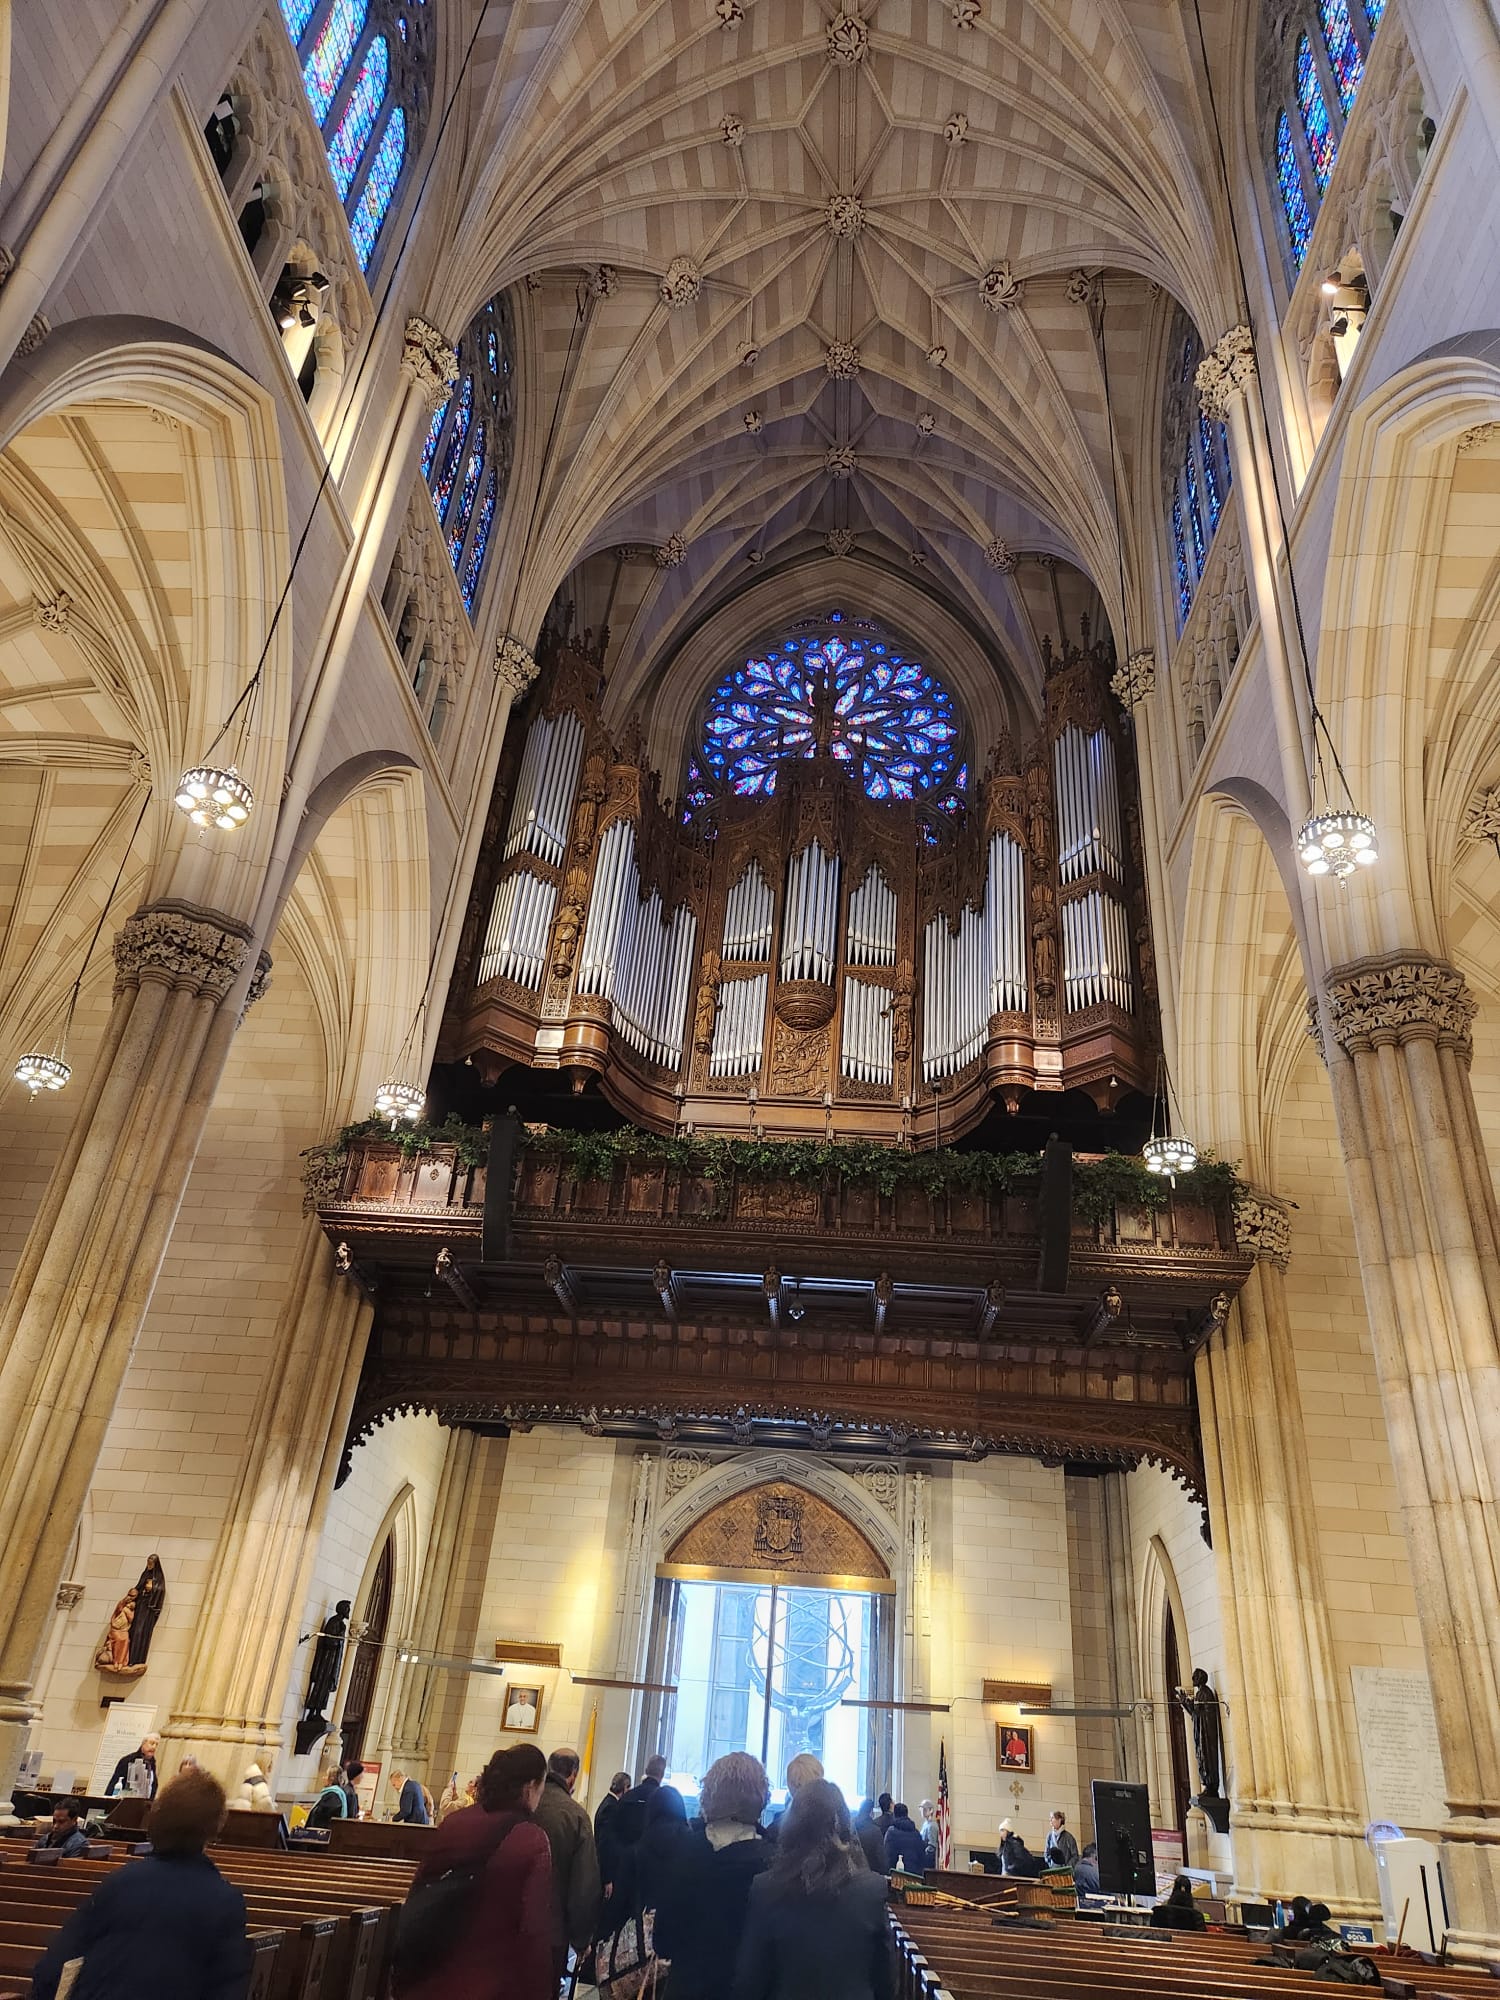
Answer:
[392, 1812, 520, 1982]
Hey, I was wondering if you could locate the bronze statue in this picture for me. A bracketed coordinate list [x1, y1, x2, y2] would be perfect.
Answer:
[1173, 1666, 1224, 1799]
[295, 1600, 351, 1756]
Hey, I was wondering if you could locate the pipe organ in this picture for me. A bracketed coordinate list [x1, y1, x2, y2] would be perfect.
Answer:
[448, 622, 1157, 1142]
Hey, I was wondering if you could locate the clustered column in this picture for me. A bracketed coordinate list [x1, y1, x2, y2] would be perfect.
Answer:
[0, 902, 266, 1799]
[1196, 1190, 1372, 1908]
[1321, 952, 1500, 1957]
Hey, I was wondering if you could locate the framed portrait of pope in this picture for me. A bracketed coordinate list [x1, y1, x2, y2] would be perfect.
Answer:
[502, 1683, 543, 1734]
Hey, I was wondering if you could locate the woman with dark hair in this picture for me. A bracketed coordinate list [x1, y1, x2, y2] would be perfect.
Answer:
[31, 1769, 251, 2000]
[655, 1753, 772, 2000]
[1150, 1874, 1207, 1931]
[732, 1779, 894, 2000]
[631, 1783, 698, 1915]
[394, 1741, 553, 2000]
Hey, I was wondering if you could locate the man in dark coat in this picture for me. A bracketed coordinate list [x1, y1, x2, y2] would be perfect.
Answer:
[882, 1804, 927, 1874]
[530, 1747, 602, 1985]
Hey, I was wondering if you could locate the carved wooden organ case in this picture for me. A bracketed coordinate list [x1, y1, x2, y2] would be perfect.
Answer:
[445, 630, 1159, 1142]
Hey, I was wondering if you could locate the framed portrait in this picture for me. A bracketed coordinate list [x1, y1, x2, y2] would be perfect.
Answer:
[501, 1683, 543, 1735]
[996, 1722, 1034, 1773]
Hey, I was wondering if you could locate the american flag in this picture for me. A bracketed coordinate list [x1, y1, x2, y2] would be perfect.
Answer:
[935, 1738, 953, 1869]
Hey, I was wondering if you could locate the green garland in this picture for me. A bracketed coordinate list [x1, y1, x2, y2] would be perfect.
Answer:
[312, 1115, 1238, 1220]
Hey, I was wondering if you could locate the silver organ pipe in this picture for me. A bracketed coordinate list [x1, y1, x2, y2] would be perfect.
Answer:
[478, 868, 555, 988]
[780, 843, 839, 983]
[710, 972, 769, 1077]
[503, 711, 584, 867]
[921, 831, 1029, 1079]
[840, 974, 895, 1085]
[723, 862, 774, 962]
[612, 896, 698, 1069]
[845, 866, 897, 967]
[1054, 725, 1124, 884]
[1061, 887, 1134, 1014]
[577, 817, 636, 994]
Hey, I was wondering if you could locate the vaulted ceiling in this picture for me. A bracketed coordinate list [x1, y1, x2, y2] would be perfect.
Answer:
[437, 0, 1242, 734]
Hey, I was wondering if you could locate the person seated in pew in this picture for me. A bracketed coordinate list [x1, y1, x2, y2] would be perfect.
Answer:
[1277, 1897, 1337, 1943]
[33, 1797, 90, 1858]
[1072, 1841, 1101, 1896]
[1150, 1875, 1207, 1931]
[995, 1820, 1045, 1877]
[31, 1767, 253, 2000]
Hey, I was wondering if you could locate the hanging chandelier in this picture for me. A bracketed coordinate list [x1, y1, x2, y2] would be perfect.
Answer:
[174, 763, 254, 832]
[1296, 806, 1377, 880]
[1142, 1055, 1197, 1184]
[373, 1078, 425, 1125]
[13, 1050, 72, 1095]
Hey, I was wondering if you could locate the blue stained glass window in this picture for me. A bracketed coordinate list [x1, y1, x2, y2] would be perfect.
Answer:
[461, 469, 499, 611]
[1172, 500, 1192, 622]
[486, 331, 498, 372]
[1318, 0, 1364, 114]
[694, 617, 960, 808]
[448, 421, 488, 566]
[304, 0, 367, 122]
[1184, 460, 1207, 575]
[1364, 0, 1384, 23]
[1296, 36, 1336, 191]
[421, 391, 450, 477]
[327, 36, 387, 197]
[1198, 411, 1223, 530]
[432, 375, 472, 518]
[1276, 109, 1315, 266]
[281, 0, 318, 41]
[348, 106, 404, 266]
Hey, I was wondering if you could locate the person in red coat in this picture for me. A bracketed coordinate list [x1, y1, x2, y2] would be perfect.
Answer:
[394, 1742, 553, 2000]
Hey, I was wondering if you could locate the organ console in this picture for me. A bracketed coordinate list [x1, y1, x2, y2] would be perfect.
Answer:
[445, 612, 1157, 1144]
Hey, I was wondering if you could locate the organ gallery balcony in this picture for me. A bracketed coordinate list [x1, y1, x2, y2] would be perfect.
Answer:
[309, 1123, 1250, 1507]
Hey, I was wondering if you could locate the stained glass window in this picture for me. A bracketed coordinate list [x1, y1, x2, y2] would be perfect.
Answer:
[693, 617, 961, 807]
[1198, 411, 1223, 530]
[432, 376, 473, 519]
[421, 394, 450, 478]
[1364, 0, 1383, 23]
[1317, 0, 1364, 113]
[281, 0, 318, 39]
[1276, 109, 1315, 266]
[348, 106, 404, 267]
[1172, 501, 1192, 622]
[448, 422, 488, 569]
[461, 470, 499, 611]
[328, 36, 387, 197]
[304, 0, 367, 122]
[1184, 458, 1207, 576]
[1296, 36, 1336, 190]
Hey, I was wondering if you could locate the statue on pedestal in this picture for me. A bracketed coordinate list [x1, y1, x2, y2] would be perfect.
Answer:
[1173, 1666, 1230, 1833]
[94, 1554, 167, 1679]
[295, 1600, 351, 1756]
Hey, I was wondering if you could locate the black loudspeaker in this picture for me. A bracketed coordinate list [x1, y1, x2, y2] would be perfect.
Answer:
[481, 1111, 520, 1264]
[1090, 1780, 1155, 1897]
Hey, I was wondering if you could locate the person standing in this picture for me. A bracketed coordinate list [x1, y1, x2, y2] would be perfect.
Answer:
[106, 1731, 160, 1799]
[393, 1743, 553, 2000]
[732, 1780, 895, 2000]
[594, 1768, 631, 1879]
[654, 1753, 772, 2000]
[304, 1768, 351, 1830]
[388, 1769, 430, 1824]
[881, 1804, 926, 1874]
[530, 1747, 602, 1988]
[340, 1762, 364, 1819]
[31, 1769, 251, 2000]
[1044, 1810, 1079, 1868]
[852, 1799, 886, 1873]
[917, 1801, 937, 1854]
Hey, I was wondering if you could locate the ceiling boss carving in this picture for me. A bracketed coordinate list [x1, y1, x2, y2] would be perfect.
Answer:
[827, 12, 869, 65]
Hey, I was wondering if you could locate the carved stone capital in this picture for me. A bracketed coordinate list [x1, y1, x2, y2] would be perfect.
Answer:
[1196, 325, 1256, 421]
[34, 590, 74, 634]
[1325, 951, 1476, 1059]
[55, 1581, 86, 1612]
[242, 949, 274, 1017]
[400, 316, 459, 410]
[1460, 785, 1500, 846]
[1110, 648, 1156, 708]
[16, 314, 51, 359]
[495, 636, 539, 697]
[1232, 1187, 1292, 1271]
[113, 901, 255, 1001]
[1306, 993, 1326, 1066]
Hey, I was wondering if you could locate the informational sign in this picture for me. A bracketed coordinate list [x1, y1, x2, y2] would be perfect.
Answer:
[1152, 1825, 1185, 1893]
[354, 1761, 381, 1819]
[88, 1703, 157, 1797]
[1350, 1666, 1448, 1831]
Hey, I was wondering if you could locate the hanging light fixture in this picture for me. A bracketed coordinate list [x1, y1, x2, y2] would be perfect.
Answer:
[174, 764, 254, 831]
[1296, 806, 1378, 879]
[1142, 1057, 1198, 1183]
[14, 789, 152, 1099]
[373, 1077, 425, 1125]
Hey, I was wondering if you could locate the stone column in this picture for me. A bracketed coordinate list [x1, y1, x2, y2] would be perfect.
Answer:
[1196, 330, 1315, 834]
[387, 1428, 481, 1782]
[1433, 0, 1500, 170]
[1321, 952, 1500, 1958]
[1195, 1188, 1373, 1909]
[0, 900, 262, 1799]
[161, 1218, 370, 1787]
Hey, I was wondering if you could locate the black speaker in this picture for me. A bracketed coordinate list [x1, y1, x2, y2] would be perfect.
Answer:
[481, 1112, 520, 1264]
[1090, 1780, 1155, 1897]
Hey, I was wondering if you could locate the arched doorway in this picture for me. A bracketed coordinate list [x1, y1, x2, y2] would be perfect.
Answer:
[340, 1535, 393, 1765]
[640, 1480, 895, 1806]
[1164, 1601, 1192, 1836]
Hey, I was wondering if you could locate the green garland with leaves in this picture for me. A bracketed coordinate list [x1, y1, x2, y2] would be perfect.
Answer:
[310, 1115, 1238, 1222]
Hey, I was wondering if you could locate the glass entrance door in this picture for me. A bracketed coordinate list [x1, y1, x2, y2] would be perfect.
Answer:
[652, 1577, 889, 1808]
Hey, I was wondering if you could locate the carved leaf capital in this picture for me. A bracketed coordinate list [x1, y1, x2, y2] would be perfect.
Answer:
[1325, 951, 1476, 1058]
